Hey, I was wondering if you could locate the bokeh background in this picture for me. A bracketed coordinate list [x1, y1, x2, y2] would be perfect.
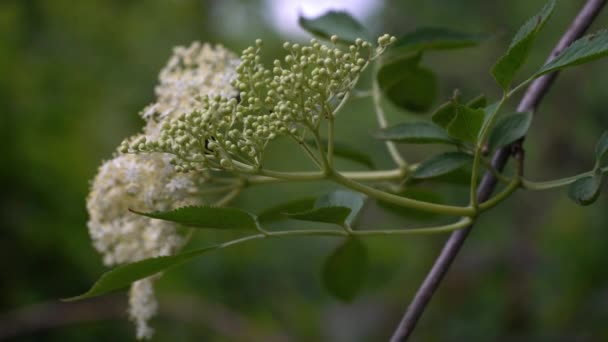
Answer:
[2, 0, 608, 341]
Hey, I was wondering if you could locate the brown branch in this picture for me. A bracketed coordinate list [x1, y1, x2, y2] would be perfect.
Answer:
[389, 1, 607, 341]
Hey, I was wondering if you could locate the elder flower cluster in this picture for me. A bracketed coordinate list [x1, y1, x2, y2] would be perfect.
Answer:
[87, 42, 239, 339]
[122, 34, 396, 172]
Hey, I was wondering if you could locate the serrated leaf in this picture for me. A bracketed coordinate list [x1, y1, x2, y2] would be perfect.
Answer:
[298, 11, 369, 44]
[131, 206, 258, 230]
[307, 139, 374, 169]
[287, 190, 366, 226]
[488, 112, 533, 151]
[568, 175, 602, 206]
[594, 131, 608, 164]
[377, 188, 444, 221]
[413, 152, 473, 179]
[374, 121, 456, 145]
[257, 198, 316, 223]
[322, 238, 368, 302]
[65, 244, 222, 301]
[535, 30, 608, 77]
[492, 0, 555, 90]
[377, 54, 437, 113]
[446, 105, 485, 142]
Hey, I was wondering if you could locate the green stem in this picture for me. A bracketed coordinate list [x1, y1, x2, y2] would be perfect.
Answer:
[372, 75, 408, 168]
[522, 166, 608, 190]
[507, 76, 535, 99]
[247, 168, 406, 184]
[327, 116, 335, 167]
[329, 170, 475, 216]
[470, 94, 508, 210]
[214, 188, 242, 206]
[478, 178, 520, 211]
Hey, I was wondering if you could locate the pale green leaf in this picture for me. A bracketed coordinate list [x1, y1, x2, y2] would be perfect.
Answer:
[322, 238, 368, 302]
[491, 0, 555, 90]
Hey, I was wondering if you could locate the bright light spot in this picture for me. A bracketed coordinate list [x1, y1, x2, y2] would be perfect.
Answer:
[264, 0, 382, 38]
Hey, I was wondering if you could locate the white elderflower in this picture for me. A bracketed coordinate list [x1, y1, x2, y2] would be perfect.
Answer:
[86, 151, 205, 339]
[141, 42, 240, 139]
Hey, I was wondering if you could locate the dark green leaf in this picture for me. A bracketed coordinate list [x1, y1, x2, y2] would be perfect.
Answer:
[374, 121, 456, 145]
[595, 130, 608, 164]
[377, 188, 443, 221]
[298, 11, 369, 44]
[446, 105, 485, 142]
[391, 27, 489, 53]
[431, 100, 458, 129]
[64, 244, 221, 301]
[307, 139, 374, 169]
[535, 30, 608, 76]
[491, 0, 555, 90]
[466, 94, 487, 109]
[568, 175, 602, 206]
[488, 112, 533, 151]
[322, 238, 368, 302]
[377, 54, 437, 112]
[287, 190, 366, 226]
[287, 207, 353, 225]
[413, 152, 473, 179]
[130, 206, 258, 230]
[257, 198, 316, 223]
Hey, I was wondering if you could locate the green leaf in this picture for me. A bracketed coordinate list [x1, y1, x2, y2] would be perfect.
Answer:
[377, 188, 443, 221]
[488, 112, 533, 151]
[377, 54, 437, 112]
[287, 207, 353, 225]
[431, 100, 458, 129]
[568, 175, 602, 206]
[322, 238, 368, 302]
[257, 198, 316, 223]
[491, 0, 555, 90]
[307, 139, 374, 169]
[594, 130, 608, 164]
[446, 105, 485, 142]
[287, 190, 366, 226]
[391, 27, 489, 53]
[374, 121, 456, 145]
[131, 206, 258, 230]
[413, 152, 473, 179]
[64, 244, 222, 301]
[298, 11, 369, 44]
[467, 94, 487, 109]
[535, 30, 608, 76]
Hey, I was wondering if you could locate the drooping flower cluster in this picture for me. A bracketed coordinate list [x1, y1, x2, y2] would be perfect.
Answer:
[141, 42, 240, 139]
[87, 41, 240, 339]
[123, 34, 396, 173]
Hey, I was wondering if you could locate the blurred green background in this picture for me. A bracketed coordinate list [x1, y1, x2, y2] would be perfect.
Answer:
[2, 0, 608, 341]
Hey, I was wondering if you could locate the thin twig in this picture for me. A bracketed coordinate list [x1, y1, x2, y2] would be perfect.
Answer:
[389, 1, 607, 340]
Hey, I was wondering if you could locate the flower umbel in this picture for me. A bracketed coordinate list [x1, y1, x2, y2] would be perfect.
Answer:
[124, 34, 396, 173]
